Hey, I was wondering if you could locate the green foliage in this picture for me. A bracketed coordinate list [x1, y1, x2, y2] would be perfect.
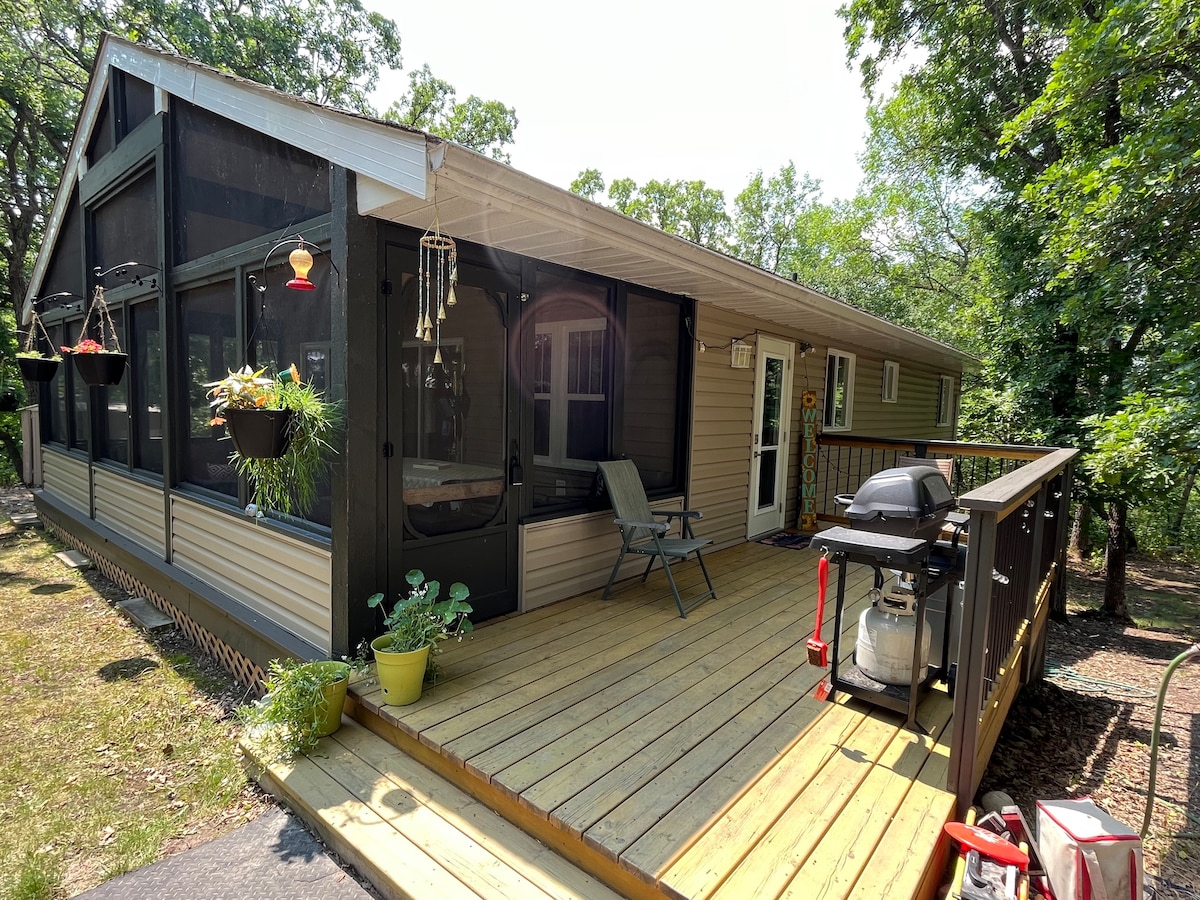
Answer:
[237, 659, 350, 760]
[733, 163, 823, 272]
[1081, 398, 1177, 504]
[570, 174, 732, 250]
[207, 364, 341, 519]
[382, 63, 518, 162]
[367, 569, 473, 653]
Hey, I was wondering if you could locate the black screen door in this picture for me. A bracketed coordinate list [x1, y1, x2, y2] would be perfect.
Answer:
[384, 241, 519, 621]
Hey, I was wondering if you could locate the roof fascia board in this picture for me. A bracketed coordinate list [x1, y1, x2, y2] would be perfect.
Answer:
[102, 37, 427, 196]
[437, 149, 975, 366]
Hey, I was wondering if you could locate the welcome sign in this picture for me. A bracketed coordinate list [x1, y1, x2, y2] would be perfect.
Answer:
[800, 390, 818, 531]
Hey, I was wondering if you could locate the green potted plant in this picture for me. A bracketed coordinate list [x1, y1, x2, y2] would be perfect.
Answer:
[206, 363, 340, 519]
[368, 569, 473, 706]
[237, 658, 353, 760]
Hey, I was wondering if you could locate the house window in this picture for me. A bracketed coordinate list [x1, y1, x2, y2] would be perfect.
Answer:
[172, 100, 330, 263]
[92, 168, 158, 278]
[95, 306, 129, 465]
[882, 360, 899, 403]
[528, 267, 689, 512]
[178, 279, 239, 500]
[823, 350, 855, 431]
[533, 317, 607, 467]
[937, 375, 956, 427]
[132, 299, 163, 475]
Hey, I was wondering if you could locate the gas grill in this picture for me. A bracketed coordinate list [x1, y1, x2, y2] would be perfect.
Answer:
[811, 465, 966, 730]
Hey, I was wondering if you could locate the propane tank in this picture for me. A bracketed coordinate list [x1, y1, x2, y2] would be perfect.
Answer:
[856, 584, 931, 686]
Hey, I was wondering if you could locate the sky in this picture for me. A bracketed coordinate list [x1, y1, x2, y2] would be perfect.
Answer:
[364, 1, 871, 204]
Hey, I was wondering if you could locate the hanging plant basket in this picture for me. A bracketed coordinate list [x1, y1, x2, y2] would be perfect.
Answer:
[18, 309, 61, 383]
[225, 407, 294, 459]
[64, 286, 127, 387]
[17, 356, 59, 383]
[70, 351, 128, 387]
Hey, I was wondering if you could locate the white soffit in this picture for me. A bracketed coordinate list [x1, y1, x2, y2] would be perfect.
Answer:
[360, 147, 975, 370]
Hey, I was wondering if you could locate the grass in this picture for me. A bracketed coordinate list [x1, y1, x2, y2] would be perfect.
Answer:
[0, 521, 269, 899]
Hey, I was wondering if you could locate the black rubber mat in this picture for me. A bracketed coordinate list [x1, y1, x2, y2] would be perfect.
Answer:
[76, 808, 376, 899]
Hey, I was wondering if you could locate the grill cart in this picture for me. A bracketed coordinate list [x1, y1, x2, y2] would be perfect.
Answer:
[811, 465, 967, 731]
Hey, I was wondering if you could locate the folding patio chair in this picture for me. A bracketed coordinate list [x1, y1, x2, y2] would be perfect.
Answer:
[597, 459, 717, 618]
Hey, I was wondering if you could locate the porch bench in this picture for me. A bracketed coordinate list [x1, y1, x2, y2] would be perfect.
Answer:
[243, 718, 624, 900]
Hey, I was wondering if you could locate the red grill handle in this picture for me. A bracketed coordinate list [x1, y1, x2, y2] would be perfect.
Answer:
[815, 556, 828, 638]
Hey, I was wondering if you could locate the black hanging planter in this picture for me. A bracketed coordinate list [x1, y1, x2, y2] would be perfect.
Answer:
[71, 352, 128, 387]
[224, 407, 294, 459]
[18, 356, 60, 383]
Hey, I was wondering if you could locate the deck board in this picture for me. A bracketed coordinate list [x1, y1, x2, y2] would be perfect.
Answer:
[351, 542, 957, 900]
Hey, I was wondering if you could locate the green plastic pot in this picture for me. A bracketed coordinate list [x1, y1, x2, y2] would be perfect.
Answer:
[371, 636, 431, 706]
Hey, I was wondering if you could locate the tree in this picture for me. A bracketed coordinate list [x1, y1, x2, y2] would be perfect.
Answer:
[569, 174, 731, 251]
[732, 163, 822, 272]
[841, 0, 1200, 614]
[383, 64, 517, 162]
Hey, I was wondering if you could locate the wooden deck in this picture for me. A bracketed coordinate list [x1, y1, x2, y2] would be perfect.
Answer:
[347, 541, 957, 900]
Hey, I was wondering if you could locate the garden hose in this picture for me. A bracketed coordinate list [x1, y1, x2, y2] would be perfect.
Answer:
[1141, 642, 1200, 840]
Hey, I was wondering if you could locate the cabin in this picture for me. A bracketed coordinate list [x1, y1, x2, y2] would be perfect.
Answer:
[21, 34, 1076, 900]
[22, 34, 974, 675]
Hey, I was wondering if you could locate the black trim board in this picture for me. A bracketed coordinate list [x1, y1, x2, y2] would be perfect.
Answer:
[34, 490, 322, 674]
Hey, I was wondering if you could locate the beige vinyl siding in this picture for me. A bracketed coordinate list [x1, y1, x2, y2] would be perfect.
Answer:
[169, 496, 333, 652]
[520, 497, 683, 611]
[810, 340, 961, 520]
[850, 354, 957, 440]
[94, 468, 166, 556]
[688, 308, 964, 542]
[689, 305, 819, 549]
[42, 450, 89, 513]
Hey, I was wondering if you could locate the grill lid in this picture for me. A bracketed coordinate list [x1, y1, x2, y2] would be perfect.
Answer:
[844, 466, 955, 523]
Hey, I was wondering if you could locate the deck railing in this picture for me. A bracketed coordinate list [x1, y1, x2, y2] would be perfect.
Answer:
[815, 435, 1077, 814]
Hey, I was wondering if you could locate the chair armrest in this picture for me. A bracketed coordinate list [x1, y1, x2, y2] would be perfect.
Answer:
[615, 517, 668, 533]
[656, 509, 703, 520]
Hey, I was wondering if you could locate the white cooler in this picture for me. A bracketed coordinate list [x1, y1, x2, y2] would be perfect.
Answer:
[1036, 798, 1144, 900]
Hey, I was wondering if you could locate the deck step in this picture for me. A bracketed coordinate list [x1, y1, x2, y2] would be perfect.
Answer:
[244, 718, 626, 900]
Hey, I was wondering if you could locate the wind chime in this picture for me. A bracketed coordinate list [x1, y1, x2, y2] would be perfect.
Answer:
[417, 215, 458, 366]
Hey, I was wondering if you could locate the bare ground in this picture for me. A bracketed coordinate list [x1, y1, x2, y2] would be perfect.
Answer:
[980, 556, 1199, 898]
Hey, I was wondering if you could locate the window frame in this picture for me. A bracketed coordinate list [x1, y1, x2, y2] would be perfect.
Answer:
[823, 349, 856, 432]
[533, 316, 608, 470]
[937, 374, 956, 427]
[882, 360, 899, 403]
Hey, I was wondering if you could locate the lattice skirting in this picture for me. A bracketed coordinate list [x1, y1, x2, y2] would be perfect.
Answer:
[44, 519, 268, 695]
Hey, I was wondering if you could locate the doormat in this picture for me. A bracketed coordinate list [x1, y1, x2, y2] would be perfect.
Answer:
[757, 532, 812, 550]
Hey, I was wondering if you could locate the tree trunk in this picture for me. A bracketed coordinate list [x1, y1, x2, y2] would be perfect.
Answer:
[1169, 463, 1198, 545]
[1103, 501, 1132, 621]
[1070, 501, 1093, 558]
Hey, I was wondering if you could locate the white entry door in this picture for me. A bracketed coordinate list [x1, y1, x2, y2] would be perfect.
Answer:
[747, 336, 795, 538]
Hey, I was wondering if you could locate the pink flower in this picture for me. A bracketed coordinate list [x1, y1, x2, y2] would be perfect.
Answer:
[64, 339, 107, 353]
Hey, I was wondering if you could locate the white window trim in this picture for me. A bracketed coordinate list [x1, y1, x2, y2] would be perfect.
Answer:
[937, 375, 956, 427]
[823, 349, 856, 432]
[535, 317, 607, 468]
[882, 360, 899, 403]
